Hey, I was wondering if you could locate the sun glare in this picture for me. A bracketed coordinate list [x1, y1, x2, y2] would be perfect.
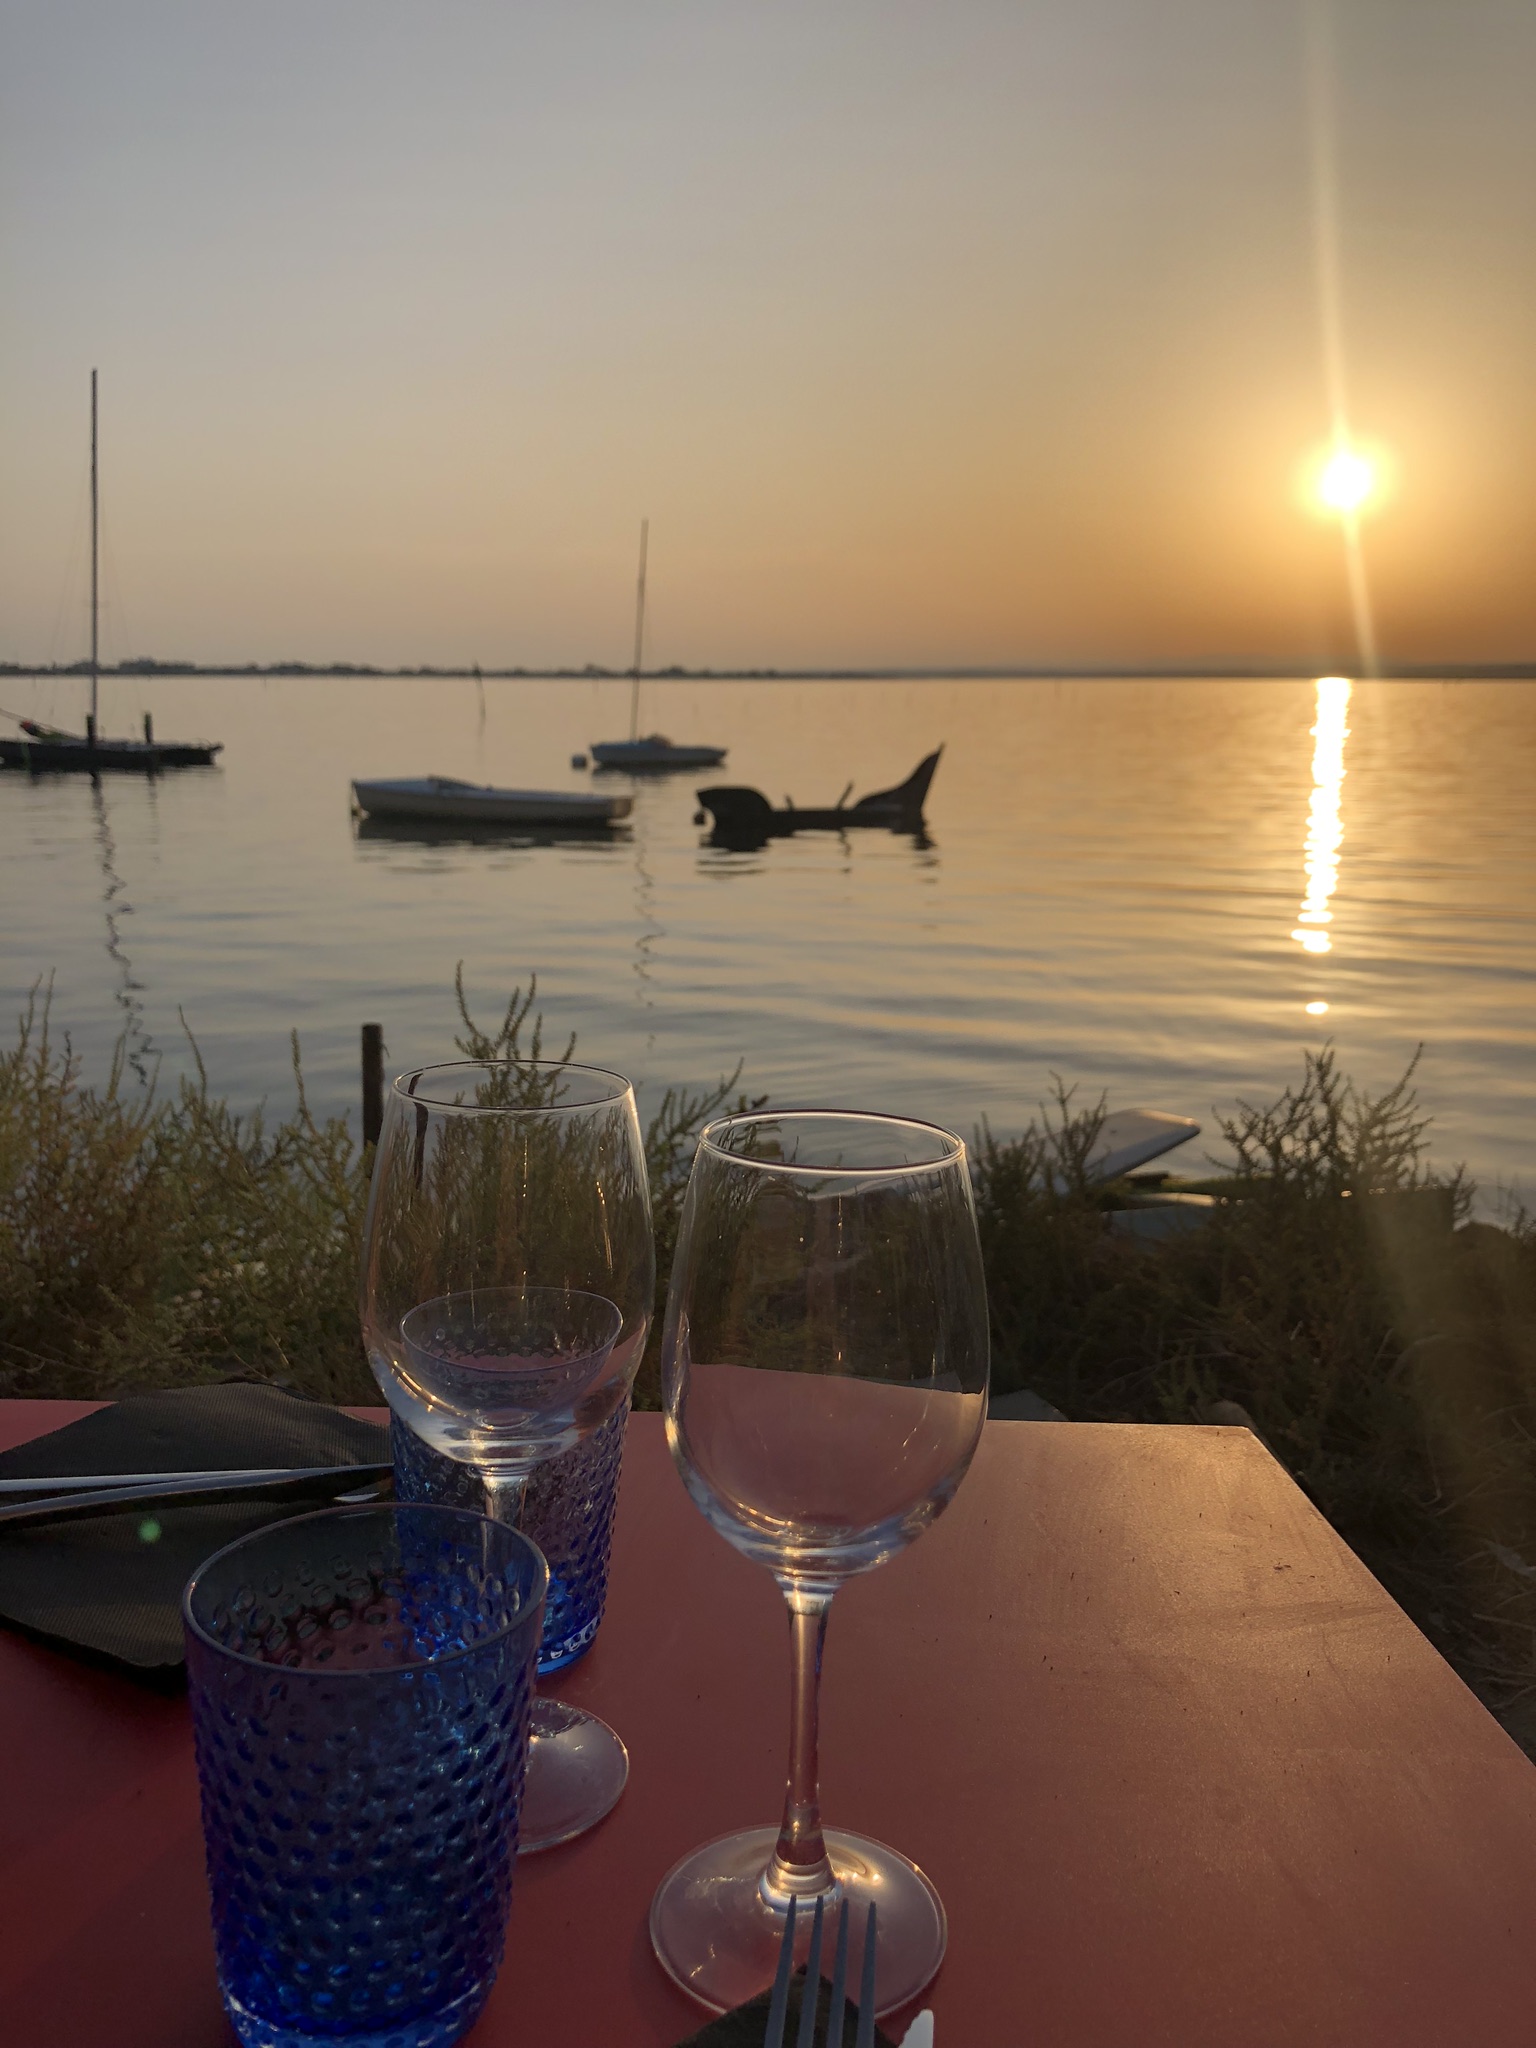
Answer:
[1318, 447, 1373, 513]
[1307, 442, 1389, 520]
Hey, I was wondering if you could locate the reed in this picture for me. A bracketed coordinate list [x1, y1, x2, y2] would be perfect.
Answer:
[2, 987, 1533, 1749]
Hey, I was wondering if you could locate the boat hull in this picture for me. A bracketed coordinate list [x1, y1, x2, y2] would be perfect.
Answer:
[695, 747, 941, 849]
[0, 736, 222, 773]
[590, 739, 727, 771]
[351, 777, 632, 828]
[354, 814, 625, 847]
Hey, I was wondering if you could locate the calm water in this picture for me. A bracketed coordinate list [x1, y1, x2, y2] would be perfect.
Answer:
[3, 674, 1533, 1204]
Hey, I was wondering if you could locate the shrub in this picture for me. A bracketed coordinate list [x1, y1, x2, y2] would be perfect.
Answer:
[0, 972, 758, 1406]
[0, 985, 368, 1401]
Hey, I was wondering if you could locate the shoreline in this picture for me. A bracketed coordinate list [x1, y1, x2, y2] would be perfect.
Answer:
[4, 663, 1535, 684]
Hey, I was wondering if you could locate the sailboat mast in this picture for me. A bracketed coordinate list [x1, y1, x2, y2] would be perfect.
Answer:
[628, 517, 648, 744]
[89, 369, 99, 741]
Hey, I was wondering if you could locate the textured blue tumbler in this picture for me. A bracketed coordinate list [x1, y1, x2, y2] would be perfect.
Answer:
[184, 1502, 547, 2048]
[391, 1397, 627, 1674]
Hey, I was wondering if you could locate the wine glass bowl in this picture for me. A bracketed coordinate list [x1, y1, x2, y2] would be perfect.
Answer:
[396, 1285, 625, 1471]
[652, 1109, 988, 2015]
[361, 1060, 652, 1433]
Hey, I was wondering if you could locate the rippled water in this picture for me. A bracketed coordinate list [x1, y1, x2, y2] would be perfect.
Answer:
[3, 673, 1532, 1202]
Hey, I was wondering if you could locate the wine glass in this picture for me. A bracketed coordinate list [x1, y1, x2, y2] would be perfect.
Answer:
[649, 1110, 989, 2016]
[360, 1059, 654, 1850]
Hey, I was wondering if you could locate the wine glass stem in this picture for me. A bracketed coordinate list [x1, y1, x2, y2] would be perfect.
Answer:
[768, 1586, 834, 1898]
[479, 1472, 529, 1528]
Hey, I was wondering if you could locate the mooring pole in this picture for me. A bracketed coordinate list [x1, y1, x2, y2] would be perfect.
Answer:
[628, 517, 648, 743]
[361, 1023, 385, 1147]
[88, 369, 99, 748]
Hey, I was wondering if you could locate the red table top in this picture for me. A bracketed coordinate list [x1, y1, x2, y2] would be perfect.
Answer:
[1, 1401, 1534, 2047]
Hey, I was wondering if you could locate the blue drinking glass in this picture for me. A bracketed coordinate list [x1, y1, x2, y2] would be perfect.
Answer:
[184, 1502, 547, 2048]
[390, 1397, 628, 1674]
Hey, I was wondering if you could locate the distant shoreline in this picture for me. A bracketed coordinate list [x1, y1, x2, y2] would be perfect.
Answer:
[4, 660, 1535, 683]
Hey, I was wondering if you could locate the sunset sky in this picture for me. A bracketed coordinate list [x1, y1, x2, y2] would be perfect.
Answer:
[3, 0, 1533, 672]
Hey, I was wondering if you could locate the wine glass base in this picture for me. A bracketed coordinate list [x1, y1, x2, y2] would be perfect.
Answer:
[649, 1825, 946, 2016]
[517, 1698, 629, 1853]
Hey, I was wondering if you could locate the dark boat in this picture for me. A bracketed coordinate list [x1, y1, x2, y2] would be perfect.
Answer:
[694, 748, 941, 849]
[0, 717, 221, 774]
[0, 372, 221, 777]
[588, 521, 727, 773]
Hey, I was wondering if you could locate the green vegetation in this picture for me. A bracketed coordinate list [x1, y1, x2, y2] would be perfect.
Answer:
[0, 988, 365, 1403]
[0, 974, 754, 1408]
[3, 984, 1533, 1751]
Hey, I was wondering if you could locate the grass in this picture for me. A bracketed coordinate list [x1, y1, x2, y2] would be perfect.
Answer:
[3, 983, 1534, 1751]
[0, 973, 757, 1407]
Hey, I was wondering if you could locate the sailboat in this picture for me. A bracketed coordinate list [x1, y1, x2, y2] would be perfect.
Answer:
[0, 372, 222, 774]
[588, 520, 726, 771]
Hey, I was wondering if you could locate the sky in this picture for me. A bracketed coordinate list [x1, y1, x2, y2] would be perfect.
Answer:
[3, 0, 1534, 673]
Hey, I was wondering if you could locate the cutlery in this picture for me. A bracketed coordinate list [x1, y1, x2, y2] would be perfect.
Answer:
[0, 1467, 333, 1494]
[764, 1898, 882, 2048]
[0, 1463, 394, 1531]
[796, 1898, 826, 2048]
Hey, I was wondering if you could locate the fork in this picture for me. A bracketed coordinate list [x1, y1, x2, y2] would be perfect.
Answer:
[763, 1897, 880, 2048]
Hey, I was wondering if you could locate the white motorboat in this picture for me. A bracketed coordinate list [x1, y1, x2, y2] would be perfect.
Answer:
[351, 776, 632, 828]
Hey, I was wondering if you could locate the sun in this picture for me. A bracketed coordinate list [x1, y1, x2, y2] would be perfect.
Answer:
[1317, 447, 1375, 514]
[1305, 441, 1391, 520]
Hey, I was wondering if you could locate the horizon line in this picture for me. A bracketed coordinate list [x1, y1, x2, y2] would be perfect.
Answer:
[4, 659, 1535, 683]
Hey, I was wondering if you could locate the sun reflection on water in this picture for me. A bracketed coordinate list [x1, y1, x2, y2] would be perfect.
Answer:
[1292, 676, 1351, 965]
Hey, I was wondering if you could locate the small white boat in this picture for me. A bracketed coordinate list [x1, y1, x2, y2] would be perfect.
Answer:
[351, 776, 632, 828]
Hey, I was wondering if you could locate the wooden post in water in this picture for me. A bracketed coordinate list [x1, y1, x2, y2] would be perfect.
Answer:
[628, 517, 648, 743]
[88, 370, 99, 749]
[361, 1024, 385, 1148]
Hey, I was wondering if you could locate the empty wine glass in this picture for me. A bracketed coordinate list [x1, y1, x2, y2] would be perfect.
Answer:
[649, 1110, 989, 2016]
[361, 1059, 654, 1850]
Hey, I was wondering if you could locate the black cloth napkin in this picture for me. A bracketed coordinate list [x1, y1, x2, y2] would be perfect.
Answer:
[0, 1384, 389, 1676]
[675, 1971, 897, 2047]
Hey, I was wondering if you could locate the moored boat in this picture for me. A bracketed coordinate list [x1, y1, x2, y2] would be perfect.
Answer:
[695, 748, 942, 847]
[588, 522, 726, 773]
[591, 734, 727, 771]
[0, 373, 222, 776]
[351, 775, 632, 829]
[0, 719, 221, 773]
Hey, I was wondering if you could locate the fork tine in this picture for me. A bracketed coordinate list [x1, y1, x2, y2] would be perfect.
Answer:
[763, 1900, 797, 2048]
[853, 1902, 878, 2048]
[825, 1899, 851, 2048]
[794, 1897, 826, 2048]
